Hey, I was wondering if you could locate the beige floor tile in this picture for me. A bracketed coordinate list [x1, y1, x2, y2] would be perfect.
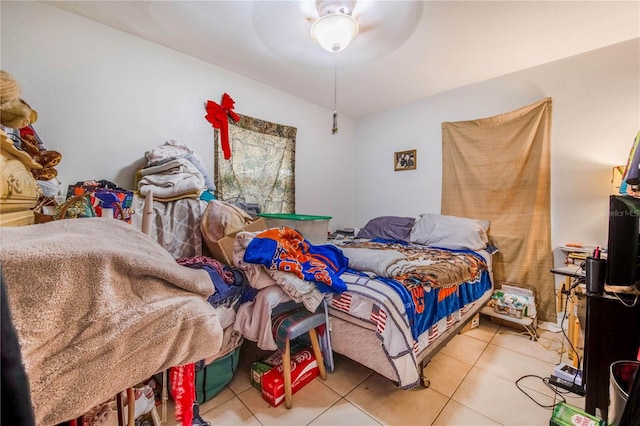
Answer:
[320, 353, 373, 396]
[199, 396, 262, 426]
[439, 333, 488, 365]
[557, 393, 586, 411]
[229, 362, 254, 395]
[452, 367, 558, 425]
[198, 386, 237, 410]
[461, 316, 500, 343]
[346, 373, 448, 426]
[157, 322, 585, 426]
[422, 352, 472, 397]
[475, 344, 559, 396]
[536, 328, 572, 351]
[237, 379, 341, 426]
[162, 392, 249, 426]
[308, 399, 382, 426]
[490, 327, 566, 364]
[433, 399, 500, 425]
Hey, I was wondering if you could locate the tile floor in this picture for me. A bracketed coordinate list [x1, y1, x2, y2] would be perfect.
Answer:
[167, 316, 585, 426]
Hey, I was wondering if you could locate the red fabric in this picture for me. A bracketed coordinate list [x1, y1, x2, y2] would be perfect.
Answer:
[204, 93, 240, 160]
[19, 126, 35, 137]
[169, 363, 195, 426]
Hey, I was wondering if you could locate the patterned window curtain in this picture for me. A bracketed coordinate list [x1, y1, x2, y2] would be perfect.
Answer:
[214, 114, 296, 213]
[441, 98, 555, 322]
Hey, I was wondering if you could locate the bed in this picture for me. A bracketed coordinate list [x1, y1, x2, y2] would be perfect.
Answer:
[328, 243, 493, 388]
[0, 218, 226, 426]
[327, 214, 495, 388]
[236, 213, 495, 389]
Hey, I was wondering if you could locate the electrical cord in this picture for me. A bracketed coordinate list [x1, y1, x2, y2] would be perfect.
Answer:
[514, 278, 584, 408]
[550, 281, 584, 394]
[497, 329, 565, 354]
[515, 375, 567, 409]
[611, 291, 639, 307]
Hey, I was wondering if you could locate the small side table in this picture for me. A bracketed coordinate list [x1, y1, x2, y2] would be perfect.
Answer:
[480, 306, 538, 340]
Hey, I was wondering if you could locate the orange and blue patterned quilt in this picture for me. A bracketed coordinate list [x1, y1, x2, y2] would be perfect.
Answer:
[244, 227, 349, 293]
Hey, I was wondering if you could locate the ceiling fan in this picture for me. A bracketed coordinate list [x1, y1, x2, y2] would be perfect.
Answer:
[310, 0, 359, 53]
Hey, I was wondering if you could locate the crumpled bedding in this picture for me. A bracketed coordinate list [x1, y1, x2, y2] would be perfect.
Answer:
[0, 218, 224, 425]
[233, 231, 324, 311]
[334, 239, 489, 288]
[244, 227, 349, 293]
[234, 285, 292, 351]
[231, 231, 325, 350]
[338, 246, 415, 277]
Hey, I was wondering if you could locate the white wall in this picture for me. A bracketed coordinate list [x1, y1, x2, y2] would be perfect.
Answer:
[0, 1, 354, 230]
[354, 38, 640, 256]
[3, 2, 639, 248]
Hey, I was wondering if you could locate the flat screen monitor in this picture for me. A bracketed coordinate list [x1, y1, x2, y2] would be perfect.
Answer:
[606, 195, 640, 286]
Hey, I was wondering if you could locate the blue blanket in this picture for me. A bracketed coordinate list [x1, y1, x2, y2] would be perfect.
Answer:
[244, 227, 349, 293]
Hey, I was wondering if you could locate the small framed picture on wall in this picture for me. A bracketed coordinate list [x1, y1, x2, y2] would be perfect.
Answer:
[394, 149, 417, 171]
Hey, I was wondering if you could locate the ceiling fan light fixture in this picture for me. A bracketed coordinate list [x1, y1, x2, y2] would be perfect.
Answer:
[311, 11, 359, 52]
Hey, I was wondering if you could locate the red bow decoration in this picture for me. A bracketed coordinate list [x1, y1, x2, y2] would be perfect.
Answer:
[205, 93, 240, 160]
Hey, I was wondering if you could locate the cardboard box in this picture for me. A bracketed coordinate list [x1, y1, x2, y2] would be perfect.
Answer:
[250, 343, 311, 392]
[460, 313, 480, 334]
[250, 348, 319, 407]
[204, 218, 267, 265]
[250, 361, 273, 391]
[261, 341, 307, 367]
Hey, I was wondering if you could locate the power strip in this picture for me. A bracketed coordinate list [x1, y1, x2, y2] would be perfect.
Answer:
[549, 375, 586, 396]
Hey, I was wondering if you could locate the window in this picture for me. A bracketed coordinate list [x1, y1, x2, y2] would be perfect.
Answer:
[214, 114, 296, 214]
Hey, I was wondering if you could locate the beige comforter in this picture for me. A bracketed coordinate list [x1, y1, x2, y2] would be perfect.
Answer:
[0, 218, 223, 425]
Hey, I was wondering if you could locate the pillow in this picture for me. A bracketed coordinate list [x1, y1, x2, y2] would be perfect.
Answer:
[356, 216, 416, 242]
[409, 213, 489, 250]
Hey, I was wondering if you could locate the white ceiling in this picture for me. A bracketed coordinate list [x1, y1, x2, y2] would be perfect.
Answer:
[48, 1, 639, 118]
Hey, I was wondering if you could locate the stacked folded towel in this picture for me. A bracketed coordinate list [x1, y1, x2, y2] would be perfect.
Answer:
[138, 140, 214, 201]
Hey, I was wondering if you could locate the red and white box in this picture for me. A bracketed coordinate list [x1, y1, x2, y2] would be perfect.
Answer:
[260, 348, 319, 407]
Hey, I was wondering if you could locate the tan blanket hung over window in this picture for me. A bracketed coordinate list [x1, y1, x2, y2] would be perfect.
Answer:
[441, 98, 555, 322]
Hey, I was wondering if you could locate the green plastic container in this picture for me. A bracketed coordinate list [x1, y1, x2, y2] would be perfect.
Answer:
[195, 346, 241, 404]
[258, 213, 332, 244]
[550, 402, 605, 426]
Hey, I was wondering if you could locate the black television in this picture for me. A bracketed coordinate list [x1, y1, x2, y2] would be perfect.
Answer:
[606, 195, 640, 287]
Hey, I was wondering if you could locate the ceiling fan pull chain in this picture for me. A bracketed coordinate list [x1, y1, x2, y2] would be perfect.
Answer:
[332, 51, 338, 135]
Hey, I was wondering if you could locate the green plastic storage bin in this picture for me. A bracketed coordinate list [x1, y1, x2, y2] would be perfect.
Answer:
[195, 346, 241, 404]
[258, 213, 331, 244]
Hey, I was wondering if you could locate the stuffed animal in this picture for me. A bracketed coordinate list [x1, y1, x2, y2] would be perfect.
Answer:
[0, 71, 32, 130]
[19, 129, 61, 180]
[0, 70, 61, 181]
